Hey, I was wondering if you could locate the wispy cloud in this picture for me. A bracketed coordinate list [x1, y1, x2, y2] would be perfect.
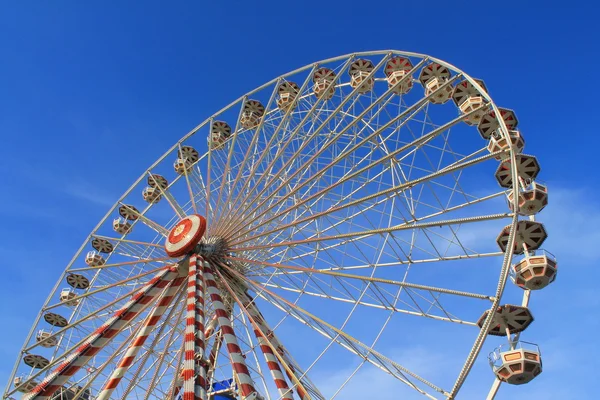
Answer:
[539, 185, 600, 261]
[62, 179, 117, 207]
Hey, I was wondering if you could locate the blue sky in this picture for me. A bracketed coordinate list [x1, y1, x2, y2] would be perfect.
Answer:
[0, 1, 597, 399]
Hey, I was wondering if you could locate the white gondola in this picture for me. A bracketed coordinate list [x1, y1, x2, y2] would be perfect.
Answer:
[511, 250, 557, 290]
[477, 304, 534, 336]
[419, 62, 452, 104]
[240, 100, 265, 130]
[495, 154, 540, 188]
[452, 79, 488, 125]
[489, 341, 542, 385]
[496, 221, 547, 254]
[209, 121, 232, 150]
[313, 67, 336, 100]
[478, 108, 518, 139]
[277, 81, 300, 111]
[385, 56, 413, 95]
[60, 288, 79, 307]
[488, 130, 525, 160]
[507, 181, 548, 215]
[85, 251, 105, 267]
[113, 217, 132, 235]
[349, 59, 374, 94]
[14, 376, 38, 393]
[142, 186, 162, 204]
[36, 330, 58, 348]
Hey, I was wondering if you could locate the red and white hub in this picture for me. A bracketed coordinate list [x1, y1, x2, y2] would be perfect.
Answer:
[164, 214, 207, 257]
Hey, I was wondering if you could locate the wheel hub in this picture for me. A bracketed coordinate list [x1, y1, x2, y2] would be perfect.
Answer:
[164, 214, 207, 257]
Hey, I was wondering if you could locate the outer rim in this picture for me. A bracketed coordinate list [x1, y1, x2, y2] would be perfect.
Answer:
[6, 50, 526, 400]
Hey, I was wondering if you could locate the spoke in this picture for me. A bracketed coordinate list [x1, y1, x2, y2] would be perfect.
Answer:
[116, 203, 169, 237]
[260, 281, 474, 326]
[211, 96, 248, 235]
[224, 265, 446, 399]
[227, 257, 492, 301]
[225, 263, 445, 398]
[177, 143, 199, 215]
[68, 256, 172, 273]
[44, 265, 171, 311]
[203, 261, 259, 399]
[214, 270, 301, 400]
[212, 77, 281, 238]
[96, 273, 186, 399]
[205, 118, 215, 228]
[231, 213, 511, 252]
[120, 284, 187, 400]
[23, 266, 181, 400]
[217, 57, 358, 236]
[224, 62, 456, 241]
[92, 235, 166, 249]
[149, 172, 187, 219]
[229, 148, 502, 248]
[182, 254, 208, 400]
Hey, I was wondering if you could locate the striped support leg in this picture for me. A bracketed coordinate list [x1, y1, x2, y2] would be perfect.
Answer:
[176, 316, 216, 400]
[243, 293, 311, 400]
[182, 254, 201, 400]
[96, 274, 186, 399]
[204, 262, 258, 400]
[24, 266, 179, 400]
[194, 257, 208, 399]
[239, 297, 293, 400]
[207, 329, 223, 379]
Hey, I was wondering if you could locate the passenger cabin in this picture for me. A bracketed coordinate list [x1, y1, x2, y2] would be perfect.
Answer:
[507, 181, 548, 216]
[487, 130, 525, 160]
[496, 221, 547, 255]
[477, 108, 518, 140]
[240, 100, 265, 130]
[477, 305, 534, 336]
[142, 186, 162, 204]
[349, 59, 375, 94]
[452, 79, 488, 125]
[277, 81, 300, 111]
[494, 155, 541, 188]
[418, 63, 453, 104]
[489, 341, 542, 385]
[385, 56, 413, 95]
[511, 251, 557, 290]
[36, 330, 58, 348]
[313, 68, 336, 100]
[85, 251, 105, 267]
[113, 217, 132, 235]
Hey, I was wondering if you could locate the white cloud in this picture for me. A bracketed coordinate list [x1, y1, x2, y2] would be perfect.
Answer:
[313, 346, 455, 400]
[63, 179, 117, 207]
[539, 186, 600, 261]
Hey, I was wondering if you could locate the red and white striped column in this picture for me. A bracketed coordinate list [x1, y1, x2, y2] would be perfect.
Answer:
[207, 329, 223, 379]
[96, 273, 186, 399]
[242, 292, 311, 400]
[174, 315, 217, 399]
[25, 265, 180, 400]
[204, 262, 258, 399]
[238, 294, 293, 400]
[194, 257, 208, 398]
[182, 254, 208, 400]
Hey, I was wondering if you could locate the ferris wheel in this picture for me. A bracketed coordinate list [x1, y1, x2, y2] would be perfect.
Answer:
[4, 50, 556, 400]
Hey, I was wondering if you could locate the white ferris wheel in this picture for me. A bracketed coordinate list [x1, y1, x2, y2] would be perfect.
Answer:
[4, 50, 556, 400]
